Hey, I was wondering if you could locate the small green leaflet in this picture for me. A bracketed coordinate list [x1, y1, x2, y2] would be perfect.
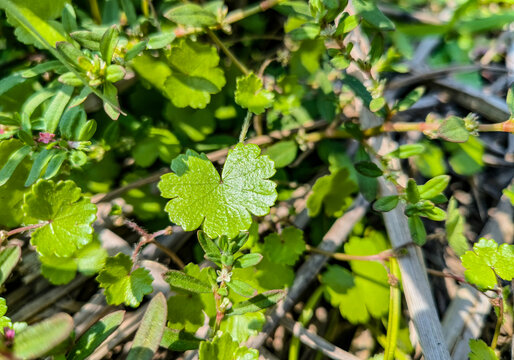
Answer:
[263, 227, 305, 266]
[164, 39, 225, 109]
[234, 73, 274, 115]
[40, 240, 108, 285]
[437, 116, 470, 143]
[159, 143, 277, 239]
[264, 140, 298, 168]
[461, 238, 514, 289]
[199, 333, 259, 360]
[306, 168, 358, 217]
[0, 298, 12, 331]
[468, 339, 498, 360]
[96, 253, 154, 307]
[23, 180, 96, 257]
[132, 128, 181, 168]
[165, 3, 218, 27]
[445, 197, 469, 256]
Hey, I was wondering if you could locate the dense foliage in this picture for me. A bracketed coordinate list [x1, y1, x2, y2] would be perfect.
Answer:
[0, 0, 513, 359]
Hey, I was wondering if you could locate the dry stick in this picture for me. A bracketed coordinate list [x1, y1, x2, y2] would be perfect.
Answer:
[246, 196, 368, 349]
[92, 120, 328, 204]
[280, 317, 361, 360]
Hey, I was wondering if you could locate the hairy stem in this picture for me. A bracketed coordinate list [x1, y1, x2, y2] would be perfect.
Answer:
[239, 111, 253, 143]
[490, 280, 504, 350]
[206, 29, 250, 75]
[5, 222, 48, 238]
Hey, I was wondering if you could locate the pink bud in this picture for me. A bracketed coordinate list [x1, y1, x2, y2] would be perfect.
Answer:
[4, 328, 14, 341]
[37, 132, 55, 144]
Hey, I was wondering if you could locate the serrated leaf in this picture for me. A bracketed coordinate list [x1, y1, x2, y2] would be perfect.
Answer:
[461, 238, 514, 289]
[159, 143, 277, 239]
[468, 339, 498, 360]
[353, 0, 395, 30]
[164, 39, 225, 109]
[165, 4, 218, 27]
[0, 246, 21, 286]
[23, 180, 96, 257]
[96, 253, 154, 307]
[127, 292, 167, 360]
[264, 140, 298, 168]
[132, 128, 181, 168]
[199, 333, 259, 360]
[68, 310, 125, 360]
[164, 270, 212, 293]
[417, 175, 450, 200]
[160, 328, 201, 351]
[233, 253, 262, 268]
[263, 227, 305, 266]
[13, 313, 73, 360]
[408, 215, 426, 245]
[235, 73, 274, 115]
[227, 290, 286, 316]
[373, 195, 399, 212]
[306, 168, 358, 217]
[438, 116, 470, 143]
[446, 197, 468, 257]
[354, 161, 383, 177]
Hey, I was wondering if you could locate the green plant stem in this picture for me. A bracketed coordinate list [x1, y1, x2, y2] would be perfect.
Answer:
[384, 257, 401, 360]
[490, 281, 504, 350]
[239, 111, 253, 143]
[141, 0, 149, 17]
[288, 286, 324, 360]
[88, 0, 101, 24]
[305, 244, 396, 263]
[206, 29, 250, 76]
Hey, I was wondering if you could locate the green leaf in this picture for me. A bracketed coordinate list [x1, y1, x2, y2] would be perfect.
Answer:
[158, 143, 277, 239]
[164, 39, 226, 109]
[234, 73, 274, 115]
[0, 298, 12, 330]
[40, 240, 107, 285]
[461, 238, 514, 289]
[127, 293, 167, 360]
[132, 128, 181, 168]
[197, 231, 222, 264]
[165, 4, 218, 27]
[164, 270, 212, 294]
[103, 81, 120, 120]
[437, 116, 470, 143]
[96, 253, 154, 307]
[199, 333, 259, 360]
[25, 149, 57, 186]
[43, 151, 67, 179]
[369, 97, 385, 112]
[100, 25, 119, 64]
[160, 328, 201, 351]
[0, 144, 31, 186]
[447, 137, 484, 176]
[147, 32, 176, 50]
[227, 290, 286, 316]
[70, 30, 102, 51]
[354, 161, 383, 177]
[0, 140, 31, 227]
[306, 168, 358, 217]
[417, 175, 450, 200]
[263, 227, 305, 266]
[13, 313, 73, 360]
[406, 179, 420, 204]
[0, 246, 21, 286]
[321, 231, 390, 324]
[468, 339, 498, 360]
[418, 206, 446, 221]
[395, 86, 425, 112]
[227, 279, 258, 298]
[23, 180, 96, 257]
[68, 310, 125, 360]
[386, 144, 425, 159]
[507, 84, 514, 117]
[408, 215, 426, 245]
[233, 253, 263, 268]
[43, 84, 74, 133]
[373, 195, 399, 212]
[446, 197, 469, 256]
[335, 13, 359, 35]
[414, 141, 447, 178]
[353, 0, 395, 30]
[264, 140, 298, 168]
[105, 64, 126, 83]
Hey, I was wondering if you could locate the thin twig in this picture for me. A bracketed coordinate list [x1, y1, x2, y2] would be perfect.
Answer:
[206, 29, 250, 75]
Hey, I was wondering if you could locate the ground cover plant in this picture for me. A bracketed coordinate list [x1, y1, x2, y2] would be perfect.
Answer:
[0, 0, 513, 359]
